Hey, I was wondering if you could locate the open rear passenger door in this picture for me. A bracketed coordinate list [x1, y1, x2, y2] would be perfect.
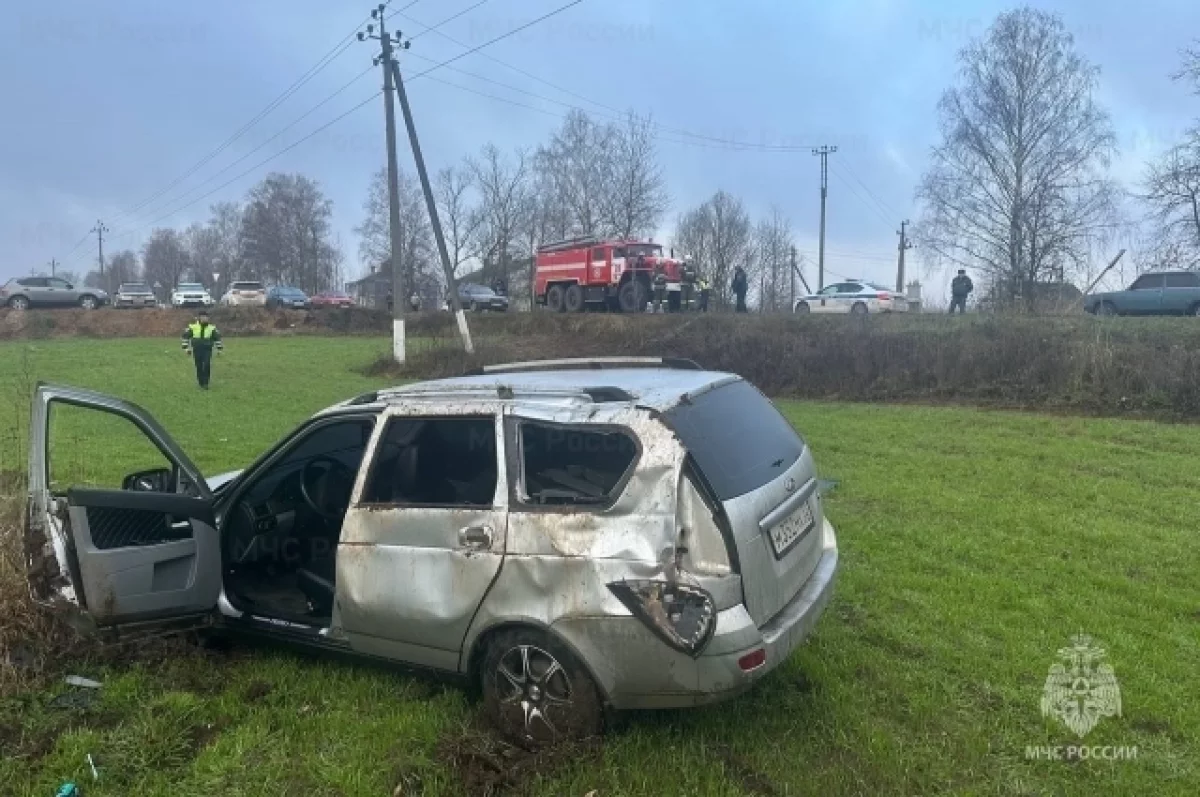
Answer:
[25, 384, 221, 636]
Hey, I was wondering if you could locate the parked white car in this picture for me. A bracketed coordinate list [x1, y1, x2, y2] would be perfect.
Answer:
[221, 281, 267, 307]
[171, 283, 215, 308]
[794, 281, 910, 315]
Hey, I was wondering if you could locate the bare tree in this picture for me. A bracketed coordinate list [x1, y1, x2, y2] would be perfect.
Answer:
[83, 249, 139, 289]
[241, 173, 340, 292]
[915, 8, 1119, 309]
[434, 165, 480, 277]
[185, 223, 222, 291]
[754, 208, 793, 312]
[468, 144, 530, 289]
[1141, 44, 1200, 269]
[1142, 138, 1200, 269]
[354, 167, 437, 303]
[142, 228, 193, 291]
[207, 201, 244, 296]
[535, 111, 610, 238]
[671, 190, 754, 308]
[603, 113, 669, 239]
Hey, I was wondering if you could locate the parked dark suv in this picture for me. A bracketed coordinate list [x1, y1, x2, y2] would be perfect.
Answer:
[1084, 271, 1200, 316]
[0, 277, 108, 310]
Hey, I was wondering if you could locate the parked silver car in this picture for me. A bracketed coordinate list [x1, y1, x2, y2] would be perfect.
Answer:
[25, 359, 838, 744]
[1, 276, 108, 310]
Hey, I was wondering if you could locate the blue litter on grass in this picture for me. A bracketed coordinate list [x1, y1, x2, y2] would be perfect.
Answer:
[818, 479, 839, 495]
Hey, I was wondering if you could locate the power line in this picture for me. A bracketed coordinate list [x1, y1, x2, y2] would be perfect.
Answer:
[112, 64, 377, 235]
[395, 6, 821, 152]
[835, 159, 899, 222]
[389, 0, 488, 41]
[406, 1, 582, 82]
[58, 230, 93, 262]
[829, 164, 892, 229]
[110, 32, 366, 227]
[96, 0, 563, 247]
[415, 70, 813, 152]
[133, 93, 382, 235]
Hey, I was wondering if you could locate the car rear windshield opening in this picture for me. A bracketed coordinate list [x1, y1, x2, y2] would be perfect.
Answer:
[665, 380, 805, 501]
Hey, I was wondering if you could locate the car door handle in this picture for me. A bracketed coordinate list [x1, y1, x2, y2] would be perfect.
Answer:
[458, 525, 494, 550]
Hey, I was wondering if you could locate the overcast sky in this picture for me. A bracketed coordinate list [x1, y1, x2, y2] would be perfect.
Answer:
[2, 0, 1197, 301]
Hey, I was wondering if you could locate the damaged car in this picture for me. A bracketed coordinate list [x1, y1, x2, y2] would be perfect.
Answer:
[24, 358, 839, 744]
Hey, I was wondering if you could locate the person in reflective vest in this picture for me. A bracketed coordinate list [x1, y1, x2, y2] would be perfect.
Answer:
[697, 276, 711, 312]
[181, 310, 223, 389]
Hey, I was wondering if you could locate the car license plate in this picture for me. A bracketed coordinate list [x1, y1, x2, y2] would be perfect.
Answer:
[768, 500, 815, 558]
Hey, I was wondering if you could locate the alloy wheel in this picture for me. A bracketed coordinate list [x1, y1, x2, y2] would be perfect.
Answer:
[492, 644, 574, 743]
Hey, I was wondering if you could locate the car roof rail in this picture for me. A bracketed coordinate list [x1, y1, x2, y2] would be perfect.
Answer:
[466, 357, 702, 376]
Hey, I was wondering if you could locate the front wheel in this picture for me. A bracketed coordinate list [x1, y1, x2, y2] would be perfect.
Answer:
[78, 295, 98, 310]
[7, 296, 30, 311]
[480, 629, 603, 746]
[546, 285, 565, 313]
[794, 301, 811, 314]
[1098, 301, 1119, 317]
[1190, 303, 1200, 317]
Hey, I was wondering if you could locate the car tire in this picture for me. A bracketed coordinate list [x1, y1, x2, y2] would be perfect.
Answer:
[480, 628, 604, 746]
[1099, 301, 1119, 317]
[546, 284, 566, 313]
[8, 296, 31, 311]
[78, 295, 98, 310]
[850, 302, 868, 315]
[794, 301, 811, 314]
[470, 300, 481, 313]
[1190, 303, 1200, 317]
[564, 284, 585, 312]
[617, 280, 647, 313]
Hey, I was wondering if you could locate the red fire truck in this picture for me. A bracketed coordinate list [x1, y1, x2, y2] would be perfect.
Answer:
[534, 236, 692, 312]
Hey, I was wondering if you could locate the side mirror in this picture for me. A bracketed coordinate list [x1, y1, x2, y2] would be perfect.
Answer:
[122, 467, 173, 493]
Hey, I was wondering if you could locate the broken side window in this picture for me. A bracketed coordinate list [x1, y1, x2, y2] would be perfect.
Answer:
[517, 424, 638, 506]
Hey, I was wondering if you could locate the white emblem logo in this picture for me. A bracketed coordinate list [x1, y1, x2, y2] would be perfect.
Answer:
[1040, 634, 1121, 737]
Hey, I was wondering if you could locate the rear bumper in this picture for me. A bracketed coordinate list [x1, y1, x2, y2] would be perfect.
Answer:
[561, 518, 839, 710]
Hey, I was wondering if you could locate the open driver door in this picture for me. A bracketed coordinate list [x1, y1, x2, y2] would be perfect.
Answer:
[25, 384, 222, 637]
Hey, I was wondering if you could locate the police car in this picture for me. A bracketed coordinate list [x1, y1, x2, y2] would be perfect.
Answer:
[793, 280, 910, 315]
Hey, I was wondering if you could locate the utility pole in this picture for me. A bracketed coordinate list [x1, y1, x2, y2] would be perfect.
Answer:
[811, 145, 836, 290]
[896, 220, 913, 293]
[48, 259, 58, 278]
[390, 59, 473, 353]
[91, 221, 109, 291]
[789, 246, 797, 309]
[359, 4, 472, 359]
[360, 6, 408, 364]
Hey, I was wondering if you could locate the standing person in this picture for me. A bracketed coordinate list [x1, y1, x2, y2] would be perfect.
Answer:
[949, 269, 974, 314]
[181, 310, 223, 390]
[680, 261, 696, 311]
[697, 276, 711, 312]
[409, 291, 421, 312]
[652, 263, 668, 313]
[732, 266, 749, 313]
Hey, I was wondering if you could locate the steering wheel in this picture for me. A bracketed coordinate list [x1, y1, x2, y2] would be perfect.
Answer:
[300, 455, 356, 521]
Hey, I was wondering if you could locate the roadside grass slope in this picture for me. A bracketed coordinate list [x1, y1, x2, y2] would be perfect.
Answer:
[0, 337, 1196, 796]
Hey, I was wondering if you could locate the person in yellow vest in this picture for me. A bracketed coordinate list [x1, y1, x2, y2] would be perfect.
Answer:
[181, 310, 223, 389]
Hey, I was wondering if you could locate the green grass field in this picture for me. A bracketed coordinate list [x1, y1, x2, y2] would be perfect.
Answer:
[1, 337, 1197, 796]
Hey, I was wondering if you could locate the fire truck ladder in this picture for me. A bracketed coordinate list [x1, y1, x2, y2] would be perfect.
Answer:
[536, 235, 604, 254]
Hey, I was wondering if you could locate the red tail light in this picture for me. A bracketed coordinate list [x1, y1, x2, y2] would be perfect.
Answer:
[877, 292, 891, 300]
[738, 648, 767, 672]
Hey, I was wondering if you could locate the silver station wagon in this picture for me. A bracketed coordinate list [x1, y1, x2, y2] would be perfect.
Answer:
[25, 358, 839, 743]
